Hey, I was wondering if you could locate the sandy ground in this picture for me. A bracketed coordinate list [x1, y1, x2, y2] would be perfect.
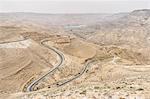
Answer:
[0, 10, 150, 98]
[0, 38, 57, 98]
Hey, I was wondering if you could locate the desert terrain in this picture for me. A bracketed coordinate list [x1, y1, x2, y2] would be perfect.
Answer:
[0, 9, 150, 99]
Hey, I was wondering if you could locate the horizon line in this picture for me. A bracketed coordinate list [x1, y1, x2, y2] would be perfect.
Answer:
[0, 9, 149, 14]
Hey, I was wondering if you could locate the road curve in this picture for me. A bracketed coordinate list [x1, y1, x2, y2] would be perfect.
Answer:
[56, 59, 94, 87]
[0, 38, 94, 92]
[0, 38, 65, 92]
[27, 39, 94, 91]
[26, 39, 65, 91]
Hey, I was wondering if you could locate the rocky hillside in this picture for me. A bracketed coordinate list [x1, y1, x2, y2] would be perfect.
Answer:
[0, 9, 150, 99]
[66, 9, 150, 47]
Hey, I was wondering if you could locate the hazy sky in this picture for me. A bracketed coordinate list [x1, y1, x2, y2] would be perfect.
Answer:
[0, 0, 149, 13]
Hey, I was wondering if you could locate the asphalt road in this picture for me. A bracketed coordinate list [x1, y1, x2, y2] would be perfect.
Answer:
[56, 59, 94, 87]
[26, 39, 65, 91]
[0, 38, 65, 92]
[0, 38, 94, 92]
[27, 39, 94, 91]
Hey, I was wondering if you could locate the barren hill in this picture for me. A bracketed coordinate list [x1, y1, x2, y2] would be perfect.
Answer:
[0, 9, 150, 99]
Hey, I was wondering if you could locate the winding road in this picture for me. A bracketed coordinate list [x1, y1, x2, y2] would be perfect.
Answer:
[26, 39, 94, 92]
[0, 38, 65, 91]
[26, 39, 65, 91]
[56, 59, 94, 87]
[0, 38, 94, 92]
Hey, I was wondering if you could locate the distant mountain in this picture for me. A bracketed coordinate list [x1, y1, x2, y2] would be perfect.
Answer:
[66, 9, 150, 47]
[130, 9, 150, 16]
[0, 9, 150, 47]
